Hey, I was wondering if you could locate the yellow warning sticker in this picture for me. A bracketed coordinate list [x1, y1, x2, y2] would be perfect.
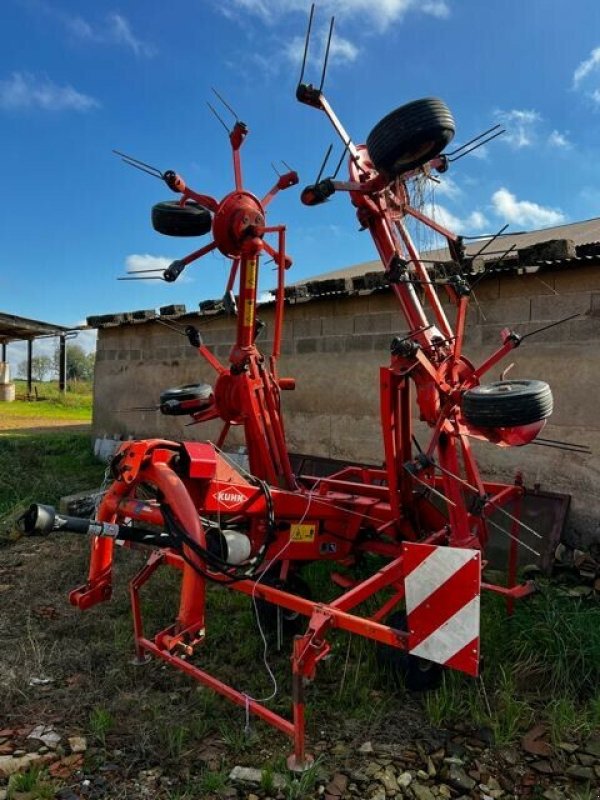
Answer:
[243, 299, 255, 326]
[290, 523, 316, 543]
[245, 259, 257, 290]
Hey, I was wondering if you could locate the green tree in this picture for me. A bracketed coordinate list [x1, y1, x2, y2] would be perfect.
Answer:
[19, 354, 53, 381]
[64, 344, 95, 381]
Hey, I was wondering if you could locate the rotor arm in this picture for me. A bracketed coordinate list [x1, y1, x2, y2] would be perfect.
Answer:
[261, 170, 300, 208]
[163, 240, 218, 282]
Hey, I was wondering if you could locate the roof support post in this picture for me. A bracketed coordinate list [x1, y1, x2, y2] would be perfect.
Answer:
[58, 335, 67, 394]
[1, 343, 6, 362]
[27, 338, 33, 396]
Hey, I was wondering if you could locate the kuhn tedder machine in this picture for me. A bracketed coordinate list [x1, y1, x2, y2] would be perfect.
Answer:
[22, 8, 556, 768]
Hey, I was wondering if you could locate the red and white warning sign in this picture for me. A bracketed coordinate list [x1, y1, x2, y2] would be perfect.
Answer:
[403, 542, 481, 677]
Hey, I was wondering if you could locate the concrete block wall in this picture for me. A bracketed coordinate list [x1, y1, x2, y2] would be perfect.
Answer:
[93, 266, 600, 543]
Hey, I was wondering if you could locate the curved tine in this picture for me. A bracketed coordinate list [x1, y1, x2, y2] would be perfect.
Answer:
[211, 87, 239, 121]
[446, 124, 502, 157]
[112, 149, 163, 177]
[206, 101, 229, 133]
[320, 16, 335, 91]
[448, 129, 505, 162]
[298, 3, 315, 86]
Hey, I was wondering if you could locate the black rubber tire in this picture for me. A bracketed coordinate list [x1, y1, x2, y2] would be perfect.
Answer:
[366, 97, 455, 177]
[253, 573, 311, 641]
[376, 612, 443, 692]
[151, 201, 212, 237]
[462, 379, 553, 428]
[160, 383, 213, 406]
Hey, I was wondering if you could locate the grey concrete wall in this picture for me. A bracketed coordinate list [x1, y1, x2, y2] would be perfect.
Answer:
[93, 267, 600, 543]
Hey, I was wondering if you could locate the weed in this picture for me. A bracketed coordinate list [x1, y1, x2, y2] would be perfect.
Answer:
[548, 696, 590, 743]
[89, 707, 114, 747]
[159, 723, 189, 760]
[218, 720, 253, 753]
[260, 764, 276, 794]
[282, 757, 322, 800]
[196, 769, 229, 795]
[489, 668, 533, 744]
[7, 766, 53, 799]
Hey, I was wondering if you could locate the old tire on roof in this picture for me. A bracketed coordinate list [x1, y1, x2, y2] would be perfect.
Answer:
[366, 97, 455, 178]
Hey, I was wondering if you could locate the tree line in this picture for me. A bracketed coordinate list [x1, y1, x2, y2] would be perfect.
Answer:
[19, 343, 96, 383]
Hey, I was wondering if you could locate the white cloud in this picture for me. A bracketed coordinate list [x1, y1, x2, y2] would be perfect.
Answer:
[125, 254, 172, 274]
[0, 72, 99, 112]
[547, 129, 571, 149]
[494, 108, 541, 148]
[433, 175, 461, 199]
[491, 188, 565, 228]
[64, 11, 155, 57]
[425, 202, 488, 234]
[219, 0, 450, 32]
[591, 89, 600, 106]
[573, 45, 600, 87]
[285, 28, 359, 69]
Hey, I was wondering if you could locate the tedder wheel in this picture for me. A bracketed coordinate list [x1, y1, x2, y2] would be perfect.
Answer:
[462, 379, 553, 428]
[253, 572, 312, 642]
[151, 200, 212, 237]
[366, 97, 455, 178]
[376, 612, 443, 692]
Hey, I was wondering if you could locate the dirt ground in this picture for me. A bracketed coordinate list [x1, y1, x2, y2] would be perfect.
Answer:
[0, 417, 90, 434]
[1, 531, 598, 799]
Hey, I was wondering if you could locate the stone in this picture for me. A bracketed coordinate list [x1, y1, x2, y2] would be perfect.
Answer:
[27, 726, 60, 749]
[521, 725, 552, 757]
[379, 766, 398, 795]
[565, 764, 594, 781]
[0, 752, 43, 777]
[531, 760, 553, 774]
[447, 765, 476, 792]
[582, 736, 600, 758]
[557, 741, 578, 754]
[325, 773, 348, 797]
[542, 790, 566, 800]
[68, 736, 87, 754]
[358, 741, 375, 754]
[397, 771, 412, 788]
[410, 784, 435, 800]
[229, 766, 285, 789]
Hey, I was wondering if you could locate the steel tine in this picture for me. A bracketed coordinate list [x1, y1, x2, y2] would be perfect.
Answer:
[206, 101, 230, 133]
[298, 3, 315, 86]
[281, 160, 295, 172]
[446, 124, 502, 156]
[315, 143, 333, 184]
[119, 159, 164, 180]
[211, 87, 239, 121]
[471, 224, 509, 259]
[332, 141, 351, 179]
[271, 162, 282, 177]
[470, 244, 517, 289]
[117, 275, 164, 281]
[112, 150, 163, 177]
[320, 16, 335, 92]
[449, 128, 505, 162]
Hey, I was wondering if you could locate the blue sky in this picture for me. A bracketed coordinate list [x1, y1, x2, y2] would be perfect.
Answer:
[2, 0, 600, 363]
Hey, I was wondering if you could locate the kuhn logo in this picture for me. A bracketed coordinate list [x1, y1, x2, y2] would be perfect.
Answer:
[213, 488, 248, 509]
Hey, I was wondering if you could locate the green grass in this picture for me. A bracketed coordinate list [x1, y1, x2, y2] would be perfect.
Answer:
[423, 587, 600, 743]
[2, 379, 93, 420]
[0, 432, 105, 538]
[7, 766, 54, 799]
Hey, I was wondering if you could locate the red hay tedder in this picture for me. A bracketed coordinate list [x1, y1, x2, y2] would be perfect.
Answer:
[22, 8, 557, 769]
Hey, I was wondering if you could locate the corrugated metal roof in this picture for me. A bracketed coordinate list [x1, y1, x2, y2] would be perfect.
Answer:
[0, 312, 69, 343]
[297, 216, 600, 283]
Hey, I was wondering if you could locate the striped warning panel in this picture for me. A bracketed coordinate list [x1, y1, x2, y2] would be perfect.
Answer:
[403, 543, 481, 677]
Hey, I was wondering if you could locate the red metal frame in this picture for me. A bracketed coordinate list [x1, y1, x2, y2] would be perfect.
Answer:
[67, 102, 542, 766]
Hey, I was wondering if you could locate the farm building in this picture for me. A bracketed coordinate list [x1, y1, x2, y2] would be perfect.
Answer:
[88, 217, 600, 545]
